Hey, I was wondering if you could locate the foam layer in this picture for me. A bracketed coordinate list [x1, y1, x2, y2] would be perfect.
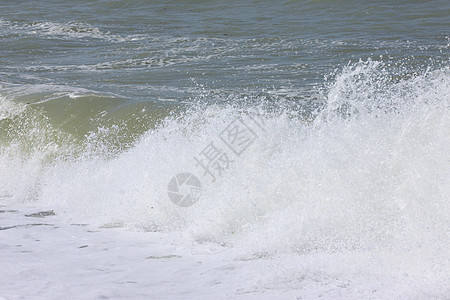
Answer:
[1, 61, 448, 259]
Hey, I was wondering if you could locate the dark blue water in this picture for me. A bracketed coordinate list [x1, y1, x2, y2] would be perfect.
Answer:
[1, 0, 448, 108]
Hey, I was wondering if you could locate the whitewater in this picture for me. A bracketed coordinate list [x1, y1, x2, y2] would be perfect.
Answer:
[1, 60, 449, 299]
[1, 0, 450, 297]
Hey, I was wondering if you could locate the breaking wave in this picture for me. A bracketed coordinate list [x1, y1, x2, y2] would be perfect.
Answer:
[0, 60, 449, 258]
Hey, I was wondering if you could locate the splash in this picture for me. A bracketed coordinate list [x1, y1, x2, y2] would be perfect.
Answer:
[0, 61, 449, 258]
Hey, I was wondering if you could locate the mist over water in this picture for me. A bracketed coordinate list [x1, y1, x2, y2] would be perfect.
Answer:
[0, 1, 449, 298]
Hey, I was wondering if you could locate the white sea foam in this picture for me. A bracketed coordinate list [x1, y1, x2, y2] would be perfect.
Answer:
[0, 19, 131, 42]
[1, 61, 449, 298]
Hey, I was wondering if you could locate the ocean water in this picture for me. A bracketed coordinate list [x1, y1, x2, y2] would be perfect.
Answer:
[1, 1, 449, 299]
